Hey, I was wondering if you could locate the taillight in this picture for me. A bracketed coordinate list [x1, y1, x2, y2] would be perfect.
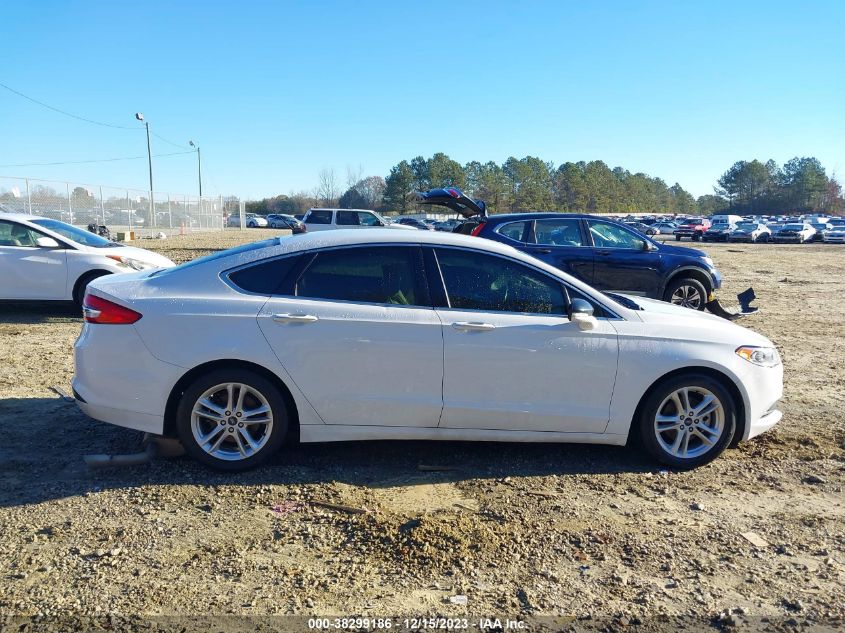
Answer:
[470, 222, 486, 237]
[83, 294, 142, 324]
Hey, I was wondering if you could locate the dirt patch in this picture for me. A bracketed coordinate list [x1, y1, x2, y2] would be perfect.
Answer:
[1, 233, 844, 625]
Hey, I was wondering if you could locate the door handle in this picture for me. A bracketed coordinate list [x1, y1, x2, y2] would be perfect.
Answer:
[272, 313, 319, 323]
[452, 321, 496, 331]
[596, 250, 611, 256]
[532, 248, 552, 254]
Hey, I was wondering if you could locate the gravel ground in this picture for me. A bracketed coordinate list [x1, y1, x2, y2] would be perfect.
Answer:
[1, 230, 843, 630]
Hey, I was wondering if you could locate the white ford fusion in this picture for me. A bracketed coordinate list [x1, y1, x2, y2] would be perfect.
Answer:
[0, 213, 175, 305]
[73, 229, 783, 471]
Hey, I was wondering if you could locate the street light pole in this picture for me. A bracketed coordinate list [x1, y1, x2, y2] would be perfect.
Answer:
[135, 112, 155, 228]
[189, 140, 202, 197]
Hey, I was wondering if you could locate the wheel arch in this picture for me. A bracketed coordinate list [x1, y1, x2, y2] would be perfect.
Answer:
[662, 266, 714, 298]
[162, 359, 300, 444]
[72, 269, 112, 303]
[627, 366, 747, 448]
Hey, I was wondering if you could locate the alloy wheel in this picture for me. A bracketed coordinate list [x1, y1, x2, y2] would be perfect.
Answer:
[190, 382, 274, 461]
[653, 387, 724, 459]
[670, 284, 704, 309]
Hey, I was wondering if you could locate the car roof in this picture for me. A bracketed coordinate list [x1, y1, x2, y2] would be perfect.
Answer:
[0, 212, 49, 222]
[262, 227, 523, 256]
[481, 212, 624, 223]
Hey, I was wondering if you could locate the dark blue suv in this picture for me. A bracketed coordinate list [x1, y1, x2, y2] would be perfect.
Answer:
[413, 188, 721, 310]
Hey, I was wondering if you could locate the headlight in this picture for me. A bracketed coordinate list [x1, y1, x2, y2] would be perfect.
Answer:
[106, 255, 156, 271]
[736, 346, 781, 368]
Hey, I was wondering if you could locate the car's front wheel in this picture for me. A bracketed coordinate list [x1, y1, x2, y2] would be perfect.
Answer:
[638, 374, 736, 469]
[176, 368, 288, 471]
[664, 277, 707, 311]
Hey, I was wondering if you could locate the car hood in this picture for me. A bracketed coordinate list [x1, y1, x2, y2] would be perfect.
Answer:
[387, 223, 419, 230]
[84, 243, 176, 268]
[619, 295, 772, 347]
[656, 242, 708, 258]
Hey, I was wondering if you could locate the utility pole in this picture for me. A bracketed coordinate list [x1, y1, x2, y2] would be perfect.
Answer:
[135, 113, 155, 227]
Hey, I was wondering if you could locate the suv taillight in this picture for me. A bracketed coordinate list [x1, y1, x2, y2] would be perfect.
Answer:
[83, 294, 142, 324]
[470, 222, 486, 237]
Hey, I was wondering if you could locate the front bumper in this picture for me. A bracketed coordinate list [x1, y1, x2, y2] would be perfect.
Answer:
[738, 361, 784, 442]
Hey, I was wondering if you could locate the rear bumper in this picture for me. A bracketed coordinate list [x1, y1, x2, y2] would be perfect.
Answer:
[72, 322, 182, 435]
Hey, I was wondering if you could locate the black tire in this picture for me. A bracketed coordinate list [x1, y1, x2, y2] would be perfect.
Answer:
[73, 271, 111, 309]
[638, 373, 736, 469]
[663, 276, 708, 311]
[176, 368, 289, 471]
[675, 235, 681, 241]
[692, 231, 702, 241]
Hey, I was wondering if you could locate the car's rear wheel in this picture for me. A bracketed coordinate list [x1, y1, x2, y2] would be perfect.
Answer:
[176, 368, 288, 471]
[639, 374, 736, 469]
[675, 235, 681, 241]
[664, 277, 707, 311]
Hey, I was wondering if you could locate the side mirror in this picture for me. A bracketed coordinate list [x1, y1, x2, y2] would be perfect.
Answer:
[568, 298, 597, 331]
[642, 240, 657, 251]
[35, 236, 60, 248]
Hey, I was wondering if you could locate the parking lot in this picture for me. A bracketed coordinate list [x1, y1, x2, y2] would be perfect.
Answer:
[1, 231, 843, 626]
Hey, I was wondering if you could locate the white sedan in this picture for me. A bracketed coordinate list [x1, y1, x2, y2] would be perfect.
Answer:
[73, 229, 783, 471]
[0, 213, 175, 305]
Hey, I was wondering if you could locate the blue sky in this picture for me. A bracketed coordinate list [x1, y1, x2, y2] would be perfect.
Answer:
[2, 0, 843, 200]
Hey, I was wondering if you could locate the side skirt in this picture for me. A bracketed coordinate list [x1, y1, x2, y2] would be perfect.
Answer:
[299, 424, 628, 446]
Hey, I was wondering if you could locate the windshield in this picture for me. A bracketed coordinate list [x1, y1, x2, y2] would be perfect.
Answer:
[30, 218, 115, 247]
[737, 222, 757, 229]
[784, 224, 804, 230]
[152, 238, 279, 277]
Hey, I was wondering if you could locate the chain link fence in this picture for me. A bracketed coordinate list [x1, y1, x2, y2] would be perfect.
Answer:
[0, 176, 234, 238]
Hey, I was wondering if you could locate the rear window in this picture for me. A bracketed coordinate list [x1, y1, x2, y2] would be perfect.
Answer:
[535, 218, 583, 246]
[153, 238, 279, 277]
[306, 210, 333, 224]
[227, 255, 300, 294]
[296, 246, 421, 306]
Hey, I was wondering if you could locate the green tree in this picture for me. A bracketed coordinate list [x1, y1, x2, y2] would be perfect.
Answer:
[383, 160, 415, 213]
[427, 152, 465, 189]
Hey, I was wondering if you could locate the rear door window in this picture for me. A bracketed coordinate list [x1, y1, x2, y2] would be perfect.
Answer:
[296, 247, 424, 306]
[534, 218, 584, 246]
[306, 210, 333, 225]
[336, 211, 359, 226]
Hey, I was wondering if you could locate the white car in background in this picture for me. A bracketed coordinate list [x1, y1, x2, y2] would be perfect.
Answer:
[303, 208, 417, 231]
[822, 225, 845, 243]
[74, 229, 783, 472]
[728, 221, 772, 243]
[0, 213, 175, 306]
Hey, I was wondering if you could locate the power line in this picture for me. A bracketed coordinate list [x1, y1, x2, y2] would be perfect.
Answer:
[0, 81, 139, 130]
[151, 131, 191, 150]
[0, 150, 194, 168]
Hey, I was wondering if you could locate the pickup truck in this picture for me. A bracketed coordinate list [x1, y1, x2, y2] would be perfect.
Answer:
[673, 218, 711, 241]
